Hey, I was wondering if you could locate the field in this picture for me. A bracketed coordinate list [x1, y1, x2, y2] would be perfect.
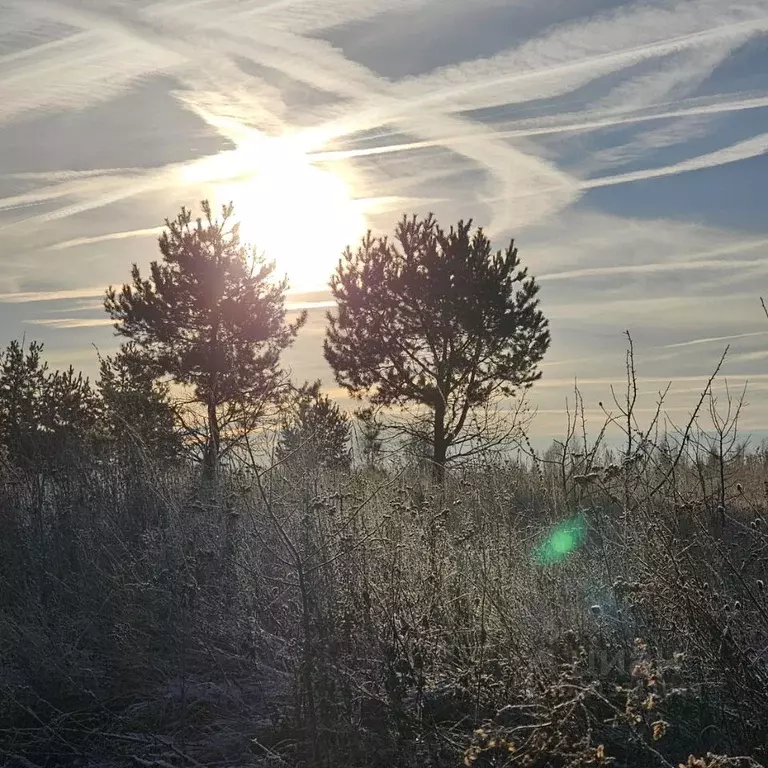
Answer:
[2, 372, 768, 768]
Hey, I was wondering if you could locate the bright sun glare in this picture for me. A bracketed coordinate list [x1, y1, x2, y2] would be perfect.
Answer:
[204, 138, 366, 293]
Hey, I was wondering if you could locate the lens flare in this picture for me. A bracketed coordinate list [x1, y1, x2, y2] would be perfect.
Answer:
[534, 514, 587, 565]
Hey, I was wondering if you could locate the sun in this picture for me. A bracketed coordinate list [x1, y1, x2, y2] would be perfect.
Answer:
[210, 140, 366, 293]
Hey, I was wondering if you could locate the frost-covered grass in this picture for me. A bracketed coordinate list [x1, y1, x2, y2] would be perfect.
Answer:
[2, 427, 768, 767]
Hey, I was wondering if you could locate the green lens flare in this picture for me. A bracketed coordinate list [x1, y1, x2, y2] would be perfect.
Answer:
[534, 514, 587, 564]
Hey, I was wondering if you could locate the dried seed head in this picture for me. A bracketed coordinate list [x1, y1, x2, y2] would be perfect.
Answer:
[651, 720, 668, 741]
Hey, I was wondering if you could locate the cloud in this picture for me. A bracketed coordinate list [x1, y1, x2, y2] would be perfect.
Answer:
[0, 21, 183, 125]
[47, 226, 164, 250]
[5, 0, 766, 239]
[145, 0, 435, 36]
[533, 372, 768, 389]
[395, 0, 768, 112]
[583, 132, 768, 189]
[595, 44, 735, 113]
[0, 167, 178, 230]
[538, 238, 768, 282]
[285, 300, 336, 311]
[732, 350, 768, 362]
[1, 0, 767, 440]
[26, 317, 113, 328]
[664, 331, 768, 349]
[0, 169, 139, 181]
[0, 287, 104, 303]
[583, 115, 714, 174]
[309, 95, 768, 162]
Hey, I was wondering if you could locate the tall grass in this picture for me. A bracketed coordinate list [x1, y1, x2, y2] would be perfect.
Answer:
[1, 367, 768, 767]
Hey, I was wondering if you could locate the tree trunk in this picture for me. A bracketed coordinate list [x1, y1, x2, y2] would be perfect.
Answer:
[203, 398, 220, 480]
[432, 402, 448, 483]
[432, 444, 447, 482]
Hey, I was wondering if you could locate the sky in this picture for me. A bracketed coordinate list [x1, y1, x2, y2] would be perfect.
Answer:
[1, 0, 768, 446]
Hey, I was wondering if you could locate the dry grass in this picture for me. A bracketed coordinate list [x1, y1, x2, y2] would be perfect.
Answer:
[2, 368, 768, 767]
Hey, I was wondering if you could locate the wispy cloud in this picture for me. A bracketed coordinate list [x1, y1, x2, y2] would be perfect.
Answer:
[4, 0, 766, 235]
[732, 350, 768, 362]
[396, 0, 768, 112]
[583, 132, 768, 189]
[535, 372, 768, 391]
[546, 293, 760, 329]
[26, 317, 113, 328]
[1, 0, 767, 439]
[309, 95, 768, 162]
[0, 287, 104, 303]
[539, 239, 768, 282]
[285, 300, 336, 311]
[0, 20, 183, 125]
[664, 331, 768, 349]
[48, 227, 164, 250]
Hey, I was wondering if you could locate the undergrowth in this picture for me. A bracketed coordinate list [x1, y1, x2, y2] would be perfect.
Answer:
[2, 351, 768, 767]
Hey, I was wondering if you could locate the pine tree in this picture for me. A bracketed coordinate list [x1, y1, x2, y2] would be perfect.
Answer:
[325, 213, 550, 480]
[0, 340, 47, 469]
[277, 381, 351, 471]
[40, 365, 99, 462]
[105, 201, 305, 476]
[97, 342, 181, 461]
[0, 340, 98, 470]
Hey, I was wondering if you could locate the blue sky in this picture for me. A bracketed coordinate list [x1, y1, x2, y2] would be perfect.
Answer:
[1, 0, 767, 443]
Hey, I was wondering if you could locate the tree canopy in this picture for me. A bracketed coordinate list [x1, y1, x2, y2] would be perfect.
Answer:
[0, 339, 97, 471]
[97, 342, 181, 461]
[105, 201, 305, 474]
[324, 213, 550, 478]
[277, 380, 351, 471]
